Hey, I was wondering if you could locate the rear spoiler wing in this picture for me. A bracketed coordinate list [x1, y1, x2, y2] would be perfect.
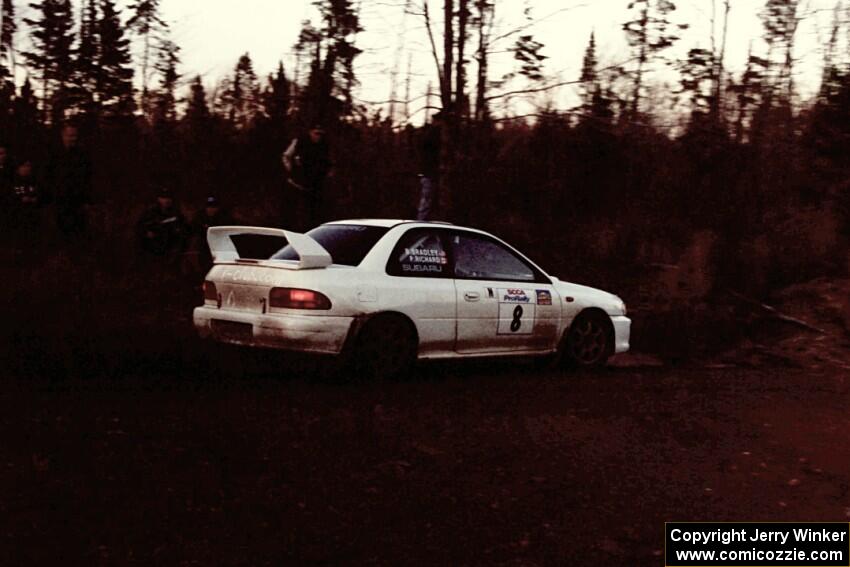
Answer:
[207, 226, 332, 269]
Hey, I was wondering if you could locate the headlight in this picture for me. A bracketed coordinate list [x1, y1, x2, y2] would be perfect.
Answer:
[618, 299, 627, 316]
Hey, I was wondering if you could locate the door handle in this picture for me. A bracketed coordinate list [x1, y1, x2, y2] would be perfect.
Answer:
[464, 291, 481, 302]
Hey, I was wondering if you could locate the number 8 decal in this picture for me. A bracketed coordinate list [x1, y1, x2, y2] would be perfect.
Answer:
[510, 305, 524, 332]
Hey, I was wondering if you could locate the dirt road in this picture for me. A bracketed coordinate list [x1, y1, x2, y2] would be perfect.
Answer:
[1, 348, 849, 566]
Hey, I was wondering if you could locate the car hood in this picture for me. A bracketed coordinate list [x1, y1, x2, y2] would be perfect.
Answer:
[550, 278, 625, 315]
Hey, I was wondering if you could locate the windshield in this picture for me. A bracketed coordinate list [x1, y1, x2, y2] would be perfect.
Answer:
[271, 224, 389, 267]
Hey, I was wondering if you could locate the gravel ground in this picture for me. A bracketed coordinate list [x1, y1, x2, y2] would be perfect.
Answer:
[1, 347, 849, 566]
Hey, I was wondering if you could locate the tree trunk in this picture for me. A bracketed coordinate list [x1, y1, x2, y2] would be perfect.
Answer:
[630, 4, 649, 117]
[474, 2, 490, 122]
[439, 0, 455, 219]
[142, 32, 150, 115]
[442, 0, 454, 110]
[455, 0, 468, 118]
[711, 0, 731, 119]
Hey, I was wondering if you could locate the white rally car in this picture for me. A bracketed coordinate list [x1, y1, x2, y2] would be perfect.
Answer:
[193, 220, 630, 377]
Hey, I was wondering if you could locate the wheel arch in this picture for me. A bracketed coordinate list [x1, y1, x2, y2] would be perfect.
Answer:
[560, 307, 616, 357]
[341, 310, 420, 357]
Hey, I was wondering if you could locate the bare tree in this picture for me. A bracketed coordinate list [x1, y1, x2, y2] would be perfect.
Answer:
[761, 0, 801, 102]
[710, 0, 731, 118]
[0, 0, 16, 82]
[623, 0, 685, 116]
[473, 0, 494, 121]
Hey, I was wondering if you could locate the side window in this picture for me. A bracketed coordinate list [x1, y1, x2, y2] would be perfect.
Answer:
[387, 229, 451, 278]
[452, 232, 537, 282]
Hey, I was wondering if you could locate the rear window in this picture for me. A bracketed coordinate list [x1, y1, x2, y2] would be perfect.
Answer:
[271, 224, 388, 267]
[231, 234, 288, 260]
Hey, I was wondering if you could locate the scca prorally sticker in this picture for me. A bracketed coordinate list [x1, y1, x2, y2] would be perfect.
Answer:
[497, 291, 536, 334]
[499, 288, 532, 304]
[536, 290, 552, 306]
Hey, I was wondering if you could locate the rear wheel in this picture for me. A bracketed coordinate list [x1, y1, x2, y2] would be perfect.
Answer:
[353, 315, 418, 379]
[564, 312, 613, 368]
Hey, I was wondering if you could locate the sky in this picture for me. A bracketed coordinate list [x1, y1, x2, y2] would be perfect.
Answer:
[11, 0, 845, 121]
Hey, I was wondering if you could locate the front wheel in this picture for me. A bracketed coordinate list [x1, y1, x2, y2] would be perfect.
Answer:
[563, 312, 613, 368]
[353, 315, 418, 380]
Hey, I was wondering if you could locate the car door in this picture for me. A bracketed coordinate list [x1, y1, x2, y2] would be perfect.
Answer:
[450, 231, 561, 354]
[384, 228, 457, 356]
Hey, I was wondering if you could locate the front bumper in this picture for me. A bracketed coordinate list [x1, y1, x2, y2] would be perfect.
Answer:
[611, 315, 631, 354]
[193, 306, 354, 355]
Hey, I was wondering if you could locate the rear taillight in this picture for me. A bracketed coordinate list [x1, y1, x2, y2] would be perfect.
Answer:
[269, 287, 332, 310]
[203, 281, 218, 305]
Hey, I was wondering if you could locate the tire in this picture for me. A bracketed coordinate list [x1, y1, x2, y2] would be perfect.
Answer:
[353, 314, 418, 380]
[563, 311, 613, 368]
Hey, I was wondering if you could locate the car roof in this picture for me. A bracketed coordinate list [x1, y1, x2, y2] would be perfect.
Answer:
[324, 219, 549, 278]
[324, 219, 455, 229]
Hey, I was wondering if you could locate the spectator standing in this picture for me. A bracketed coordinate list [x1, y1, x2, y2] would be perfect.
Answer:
[136, 187, 189, 262]
[0, 144, 13, 213]
[417, 112, 442, 221]
[47, 125, 93, 238]
[0, 144, 11, 192]
[9, 158, 45, 258]
[189, 195, 234, 280]
[282, 125, 333, 230]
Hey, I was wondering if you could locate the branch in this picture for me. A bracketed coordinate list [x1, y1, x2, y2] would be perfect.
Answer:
[724, 289, 828, 335]
[421, 1, 445, 99]
[354, 92, 429, 105]
[485, 57, 638, 101]
[488, 3, 589, 46]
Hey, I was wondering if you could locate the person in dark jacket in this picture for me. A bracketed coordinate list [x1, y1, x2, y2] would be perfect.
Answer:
[0, 145, 12, 226]
[189, 195, 234, 278]
[137, 187, 189, 259]
[282, 125, 333, 230]
[417, 112, 442, 221]
[0, 144, 11, 192]
[47, 125, 93, 237]
[9, 158, 45, 257]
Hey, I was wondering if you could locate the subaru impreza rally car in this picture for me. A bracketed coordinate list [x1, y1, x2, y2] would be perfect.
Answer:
[193, 220, 630, 377]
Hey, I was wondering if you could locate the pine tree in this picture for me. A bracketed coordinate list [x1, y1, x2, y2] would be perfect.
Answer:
[622, 0, 687, 116]
[299, 0, 363, 124]
[126, 0, 166, 116]
[96, 0, 134, 117]
[0, 0, 14, 124]
[73, 0, 98, 114]
[24, 0, 76, 122]
[263, 61, 290, 125]
[221, 52, 259, 130]
[183, 74, 211, 147]
[579, 32, 598, 111]
[1, 0, 16, 81]
[729, 50, 769, 142]
[576, 31, 614, 124]
[293, 19, 321, 86]
[185, 75, 209, 125]
[14, 76, 39, 130]
[152, 38, 179, 125]
[511, 35, 547, 82]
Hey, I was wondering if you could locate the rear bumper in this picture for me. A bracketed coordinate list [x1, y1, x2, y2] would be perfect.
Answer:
[611, 315, 631, 354]
[193, 306, 354, 355]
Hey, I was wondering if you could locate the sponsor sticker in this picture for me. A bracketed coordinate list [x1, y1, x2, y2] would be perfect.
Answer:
[403, 248, 448, 265]
[536, 290, 552, 306]
[497, 288, 535, 334]
[402, 264, 443, 273]
[500, 288, 532, 304]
